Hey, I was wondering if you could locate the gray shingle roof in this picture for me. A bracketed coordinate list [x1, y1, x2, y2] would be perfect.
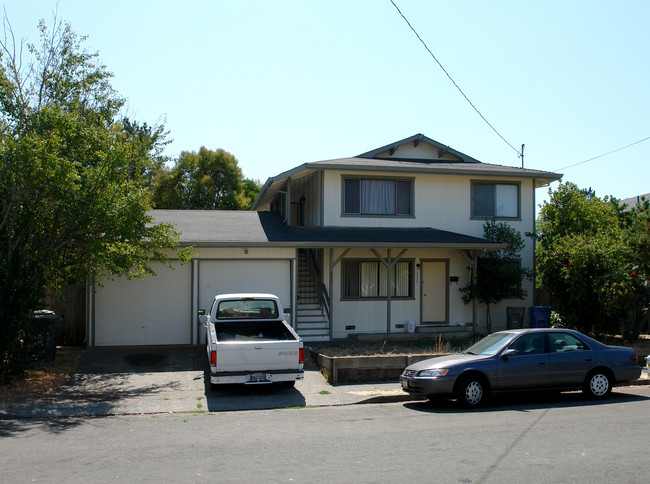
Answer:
[150, 210, 503, 250]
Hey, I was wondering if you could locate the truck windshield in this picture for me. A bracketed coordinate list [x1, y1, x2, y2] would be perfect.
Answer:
[216, 299, 279, 320]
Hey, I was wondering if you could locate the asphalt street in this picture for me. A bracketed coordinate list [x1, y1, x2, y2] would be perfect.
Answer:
[1, 387, 649, 483]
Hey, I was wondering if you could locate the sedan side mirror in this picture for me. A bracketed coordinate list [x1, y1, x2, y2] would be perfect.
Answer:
[501, 349, 516, 359]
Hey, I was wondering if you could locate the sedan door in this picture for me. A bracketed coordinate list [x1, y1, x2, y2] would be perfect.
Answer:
[546, 331, 596, 387]
[496, 333, 549, 390]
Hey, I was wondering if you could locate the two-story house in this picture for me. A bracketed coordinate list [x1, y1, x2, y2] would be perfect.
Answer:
[86, 134, 562, 346]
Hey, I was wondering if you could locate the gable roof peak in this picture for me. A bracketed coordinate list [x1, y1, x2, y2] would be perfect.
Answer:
[357, 133, 482, 164]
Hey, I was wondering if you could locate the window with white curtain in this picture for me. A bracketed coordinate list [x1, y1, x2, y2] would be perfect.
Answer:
[342, 260, 413, 299]
[472, 182, 519, 219]
[344, 177, 412, 216]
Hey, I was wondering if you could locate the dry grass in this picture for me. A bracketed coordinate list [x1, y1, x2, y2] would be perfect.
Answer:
[310, 336, 470, 358]
[0, 346, 84, 399]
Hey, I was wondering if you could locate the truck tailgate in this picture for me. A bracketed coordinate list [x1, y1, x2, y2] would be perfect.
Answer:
[215, 340, 302, 372]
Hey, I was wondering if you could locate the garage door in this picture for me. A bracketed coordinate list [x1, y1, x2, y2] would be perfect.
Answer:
[199, 260, 291, 309]
[198, 260, 291, 342]
[94, 262, 192, 346]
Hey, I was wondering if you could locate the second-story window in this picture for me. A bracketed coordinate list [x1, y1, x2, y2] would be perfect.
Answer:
[343, 177, 413, 216]
[471, 181, 520, 219]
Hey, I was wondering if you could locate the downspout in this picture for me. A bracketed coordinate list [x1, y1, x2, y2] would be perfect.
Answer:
[290, 256, 297, 329]
[532, 180, 537, 308]
[192, 259, 199, 344]
[285, 177, 292, 226]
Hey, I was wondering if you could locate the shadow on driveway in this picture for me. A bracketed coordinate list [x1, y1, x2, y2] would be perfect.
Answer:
[1, 345, 311, 422]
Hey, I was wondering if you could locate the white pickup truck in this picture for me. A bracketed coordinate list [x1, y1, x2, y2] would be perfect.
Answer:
[203, 293, 304, 388]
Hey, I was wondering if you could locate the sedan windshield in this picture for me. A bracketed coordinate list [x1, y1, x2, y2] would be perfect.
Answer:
[463, 333, 515, 356]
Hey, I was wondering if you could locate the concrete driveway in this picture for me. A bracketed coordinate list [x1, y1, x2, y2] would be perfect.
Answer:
[0, 346, 414, 418]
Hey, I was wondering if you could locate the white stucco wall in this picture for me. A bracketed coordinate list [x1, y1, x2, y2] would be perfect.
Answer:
[324, 248, 479, 339]
[318, 170, 539, 337]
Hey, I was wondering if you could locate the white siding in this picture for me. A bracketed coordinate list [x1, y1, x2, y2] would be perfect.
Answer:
[326, 248, 477, 339]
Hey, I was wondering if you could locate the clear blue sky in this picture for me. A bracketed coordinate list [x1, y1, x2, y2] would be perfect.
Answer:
[5, 0, 649, 206]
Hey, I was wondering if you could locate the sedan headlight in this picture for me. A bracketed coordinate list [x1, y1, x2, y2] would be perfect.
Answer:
[416, 368, 449, 378]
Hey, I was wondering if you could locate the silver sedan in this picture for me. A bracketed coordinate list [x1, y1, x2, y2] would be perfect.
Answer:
[400, 328, 642, 408]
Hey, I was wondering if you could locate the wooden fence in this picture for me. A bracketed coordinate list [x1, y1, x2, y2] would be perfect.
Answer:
[45, 285, 86, 346]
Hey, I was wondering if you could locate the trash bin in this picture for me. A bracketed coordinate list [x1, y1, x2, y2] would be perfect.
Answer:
[529, 306, 551, 328]
[33, 310, 62, 362]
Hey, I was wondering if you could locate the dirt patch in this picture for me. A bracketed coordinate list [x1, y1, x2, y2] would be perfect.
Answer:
[0, 346, 84, 399]
[308, 338, 471, 358]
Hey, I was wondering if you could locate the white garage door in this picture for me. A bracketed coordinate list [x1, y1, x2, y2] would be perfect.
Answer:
[94, 262, 192, 346]
[198, 259, 291, 317]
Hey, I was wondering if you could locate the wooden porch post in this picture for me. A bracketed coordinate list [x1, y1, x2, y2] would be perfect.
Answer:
[371, 248, 408, 335]
[329, 248, 350, 340]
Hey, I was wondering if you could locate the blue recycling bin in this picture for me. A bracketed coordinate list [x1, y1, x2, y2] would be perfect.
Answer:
[529, 306, 551, 328]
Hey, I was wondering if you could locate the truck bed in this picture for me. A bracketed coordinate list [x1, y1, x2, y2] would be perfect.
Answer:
[215, 321, 297, 342]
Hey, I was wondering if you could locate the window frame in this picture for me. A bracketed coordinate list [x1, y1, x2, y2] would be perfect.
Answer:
[342, 176, 414, 217]
[470, 180, 521, 220]
[341, 258, 415, 301]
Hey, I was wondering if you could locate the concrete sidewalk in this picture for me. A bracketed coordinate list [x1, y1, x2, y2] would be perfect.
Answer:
[1, 346, 648, 419]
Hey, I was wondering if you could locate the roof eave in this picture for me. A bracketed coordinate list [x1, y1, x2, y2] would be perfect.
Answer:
[178, 241, 506, 251]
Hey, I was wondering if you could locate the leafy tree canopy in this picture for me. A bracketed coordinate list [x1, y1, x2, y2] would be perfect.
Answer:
[0, 16, 191, 382]
[151, 147, 259, 210]
[536, 182, 647, 338]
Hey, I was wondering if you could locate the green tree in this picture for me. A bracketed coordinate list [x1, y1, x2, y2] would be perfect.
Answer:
[242, 178, 262, 209]
[152, 147, 253, 210]
[536, 183, 646, 337]
[0, 17, 191, 382]
[461, 220, 532, 333]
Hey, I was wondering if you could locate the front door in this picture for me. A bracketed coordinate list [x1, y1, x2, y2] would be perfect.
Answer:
[421, 260, 448, 324]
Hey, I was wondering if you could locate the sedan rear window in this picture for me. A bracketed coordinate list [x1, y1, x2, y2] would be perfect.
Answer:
[216, 299, 279, 320]
[464, 333, 516, 356]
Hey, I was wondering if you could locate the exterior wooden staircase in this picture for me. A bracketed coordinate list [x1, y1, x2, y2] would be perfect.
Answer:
[295, 249, 330, 341]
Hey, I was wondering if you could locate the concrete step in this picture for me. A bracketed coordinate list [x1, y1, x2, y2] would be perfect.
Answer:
[297, 309, 325, 317]
[416, 325, 473, 334]
[301, 334, 330, 342]
[296, 319, 329, 328]
[297, 328, 330, 336]
[297, 303, 321, 310]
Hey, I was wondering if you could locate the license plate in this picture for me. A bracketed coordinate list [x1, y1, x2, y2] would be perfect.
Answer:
[401, 380, 409, 389]
[249, 372, 268, 382]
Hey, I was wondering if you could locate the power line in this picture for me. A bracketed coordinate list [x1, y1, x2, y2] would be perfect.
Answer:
[389, 0, 522, 158]
[555, 136, 650, 171]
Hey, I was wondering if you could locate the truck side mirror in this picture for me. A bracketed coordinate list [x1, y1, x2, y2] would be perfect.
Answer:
[198, 310, 209, 327]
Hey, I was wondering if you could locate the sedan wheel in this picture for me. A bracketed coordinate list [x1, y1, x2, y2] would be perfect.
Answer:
[457, 377, 486, 408]
[583, 371, 611, 399]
